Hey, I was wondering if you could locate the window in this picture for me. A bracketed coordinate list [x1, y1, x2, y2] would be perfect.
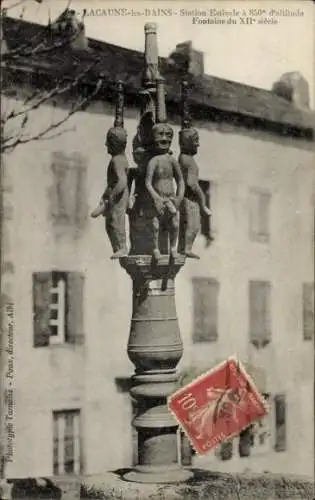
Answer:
[49, 152, 88, 230]
[49, 273, 66, 345]
[303, 283, 314, 340]
[192, 277, 219, 342]
[33, 271, 84, 347]
[199, 180, 214, 245]
[216, 394, 284, 460]
[53, 410, 81, 475]
[249, 188, 271, 242]
[274, 394, 286, 452]
[249, 281, 271, 348]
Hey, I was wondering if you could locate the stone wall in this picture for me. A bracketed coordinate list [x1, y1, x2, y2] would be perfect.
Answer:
[5, 471, 314, 499]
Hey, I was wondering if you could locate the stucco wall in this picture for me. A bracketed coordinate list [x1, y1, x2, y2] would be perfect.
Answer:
[2, 97, 314, 478]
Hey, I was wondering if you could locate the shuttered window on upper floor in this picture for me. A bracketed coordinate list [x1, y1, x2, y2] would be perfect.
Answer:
[199, 180, 214, 245]
[49, 151, 88, 231]
[249, 188, 271, 243]
[303, 283, 314, 340]
[192, 277, 219, 342]
[33, 271, 85, 347]
[249, 280, 271, 348]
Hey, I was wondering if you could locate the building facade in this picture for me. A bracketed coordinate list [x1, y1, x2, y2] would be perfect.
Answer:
[1, 14, 314, 480]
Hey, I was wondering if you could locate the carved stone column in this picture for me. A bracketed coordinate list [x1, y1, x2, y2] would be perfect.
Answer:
[121, 256, 192, 483]
[119, 23, 193, 483]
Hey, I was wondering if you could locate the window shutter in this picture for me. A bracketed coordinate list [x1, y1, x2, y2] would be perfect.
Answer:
[33, 272, 52, 347]
[193, 278, 219, 342]
[180, 432, 193, 466]
[199, 180, 212, 245]
[249, 189, 271, 242]
[249, 281, 271, 347]
[50, 152, 71, 224]
[219, 439, 233, 461]
[50, 152, 88, 230]
[258, 192, 271, 238]
[64, 413, 75, 474]
[73, 153, 88, 231]
[274, 394, 286, 452]
[66, 272, 85, 344]
[303, 283, 314, 340]
[238, 426, 253, 457]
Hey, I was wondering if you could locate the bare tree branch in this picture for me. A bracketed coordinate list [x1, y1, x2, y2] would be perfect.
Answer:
[2, 61, 97, 122]
[2, 78, 103, 153]
[1, 2, 84, 62]
[1, 4, 106, 154]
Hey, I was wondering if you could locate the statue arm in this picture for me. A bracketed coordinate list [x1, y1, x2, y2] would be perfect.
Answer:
[127, 170, 136, 211]
[172, 157, 185, 208]
[106, 158, 128, 203]
[145, 158, 164, 213]
[181, 156, 209, 213]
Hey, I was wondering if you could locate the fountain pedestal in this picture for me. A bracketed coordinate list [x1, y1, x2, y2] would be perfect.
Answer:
[120, 255, 193, 483]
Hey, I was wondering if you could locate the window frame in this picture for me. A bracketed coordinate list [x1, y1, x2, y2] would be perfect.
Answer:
[53, 409, 82, 476]
[49, 272, 67, 345]
[192, 276, 219, 343]
[33, 270, 85, 347]
[249, 187, 271, 243]
[249, 280, 272, 348]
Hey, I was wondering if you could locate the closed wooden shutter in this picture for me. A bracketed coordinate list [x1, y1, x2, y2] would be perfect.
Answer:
[219, 439, 233, 461]
[274, 394, 286, 452]
[192, 277, 219, 342]
[66, 272, 85, 344]
[199, 180, 212, 244]
[33, 272, 52, 347]
[249, 189, 271, 242]
[238, 425, 253, 457]
[249, 281, 271, 347]
[73, 153, 88, 231]
[50, 152, 71, 225]
[303, 283, 314, 340]
[50, 152, 88, 230]
[258, 192, 271, 237]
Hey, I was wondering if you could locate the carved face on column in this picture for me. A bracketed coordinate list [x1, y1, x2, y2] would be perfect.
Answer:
[179, 128, 200, 155]
[105, 127, 127, 155]
[132, 134, 151, 170]
[152, 123, 174, 154]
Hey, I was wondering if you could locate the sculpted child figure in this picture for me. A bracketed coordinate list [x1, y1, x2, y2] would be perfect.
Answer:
[145, 123, 185, 260]
[178, 128, 211, 259]
[91, 127, 129, 259]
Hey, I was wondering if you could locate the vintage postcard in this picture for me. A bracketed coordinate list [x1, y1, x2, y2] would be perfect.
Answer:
[1, 0, 314, 498]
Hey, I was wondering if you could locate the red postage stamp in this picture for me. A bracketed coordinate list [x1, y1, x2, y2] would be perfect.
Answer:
[168, 357, 269, 454]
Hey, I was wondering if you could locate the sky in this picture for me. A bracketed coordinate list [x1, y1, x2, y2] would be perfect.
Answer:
[4, 0, 314, 107]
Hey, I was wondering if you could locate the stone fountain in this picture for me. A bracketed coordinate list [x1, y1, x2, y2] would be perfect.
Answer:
[92, 22, 208, 484]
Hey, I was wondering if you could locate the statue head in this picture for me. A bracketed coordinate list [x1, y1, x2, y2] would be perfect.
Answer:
[179, 127, 199, 155]
[152, 123, 174, 154]
[105, 127, 127, 155]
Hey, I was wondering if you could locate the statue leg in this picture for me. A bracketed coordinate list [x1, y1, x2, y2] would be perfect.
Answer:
[178, 206, 186, 255]
[169, 212, 180, 259]
[185, 200, 200, 259]
[105, 209, 128, 259]
[152, 215, 161, 261]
